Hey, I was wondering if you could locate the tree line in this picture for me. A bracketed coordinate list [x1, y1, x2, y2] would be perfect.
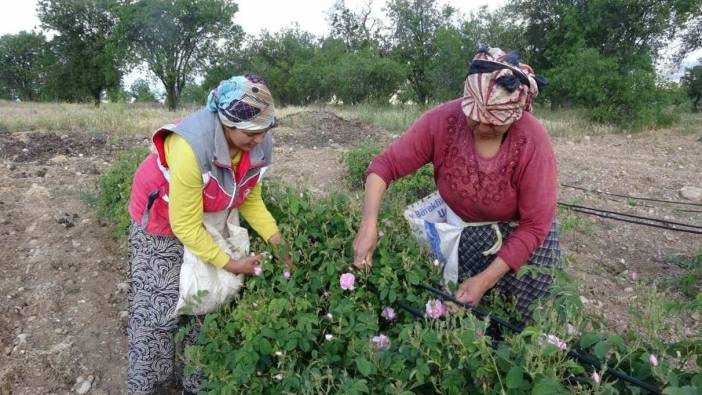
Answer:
[1, 0, 702, 127]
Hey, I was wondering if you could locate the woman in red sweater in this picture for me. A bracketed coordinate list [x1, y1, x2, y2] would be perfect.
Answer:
[353, 47, 561, 320]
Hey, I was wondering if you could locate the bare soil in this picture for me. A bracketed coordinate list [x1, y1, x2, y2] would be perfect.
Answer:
[1, 111, 700, 394]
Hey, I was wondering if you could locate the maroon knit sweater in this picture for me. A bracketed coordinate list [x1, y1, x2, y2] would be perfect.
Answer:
[367, 99, 558, 271]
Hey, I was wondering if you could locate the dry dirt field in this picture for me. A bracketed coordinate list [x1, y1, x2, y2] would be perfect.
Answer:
[1, 110, 700, 394]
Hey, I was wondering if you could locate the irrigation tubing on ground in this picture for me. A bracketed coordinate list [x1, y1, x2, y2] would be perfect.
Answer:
[561, 184, 702, 207]
[558, 202, 702, 235]
[413, 283, 663, 395]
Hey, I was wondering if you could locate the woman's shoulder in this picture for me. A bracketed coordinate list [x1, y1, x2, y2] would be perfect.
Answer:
[422, 98, 463, 120]
[411, 99, 464, 132]
[514, 111, 552, 145]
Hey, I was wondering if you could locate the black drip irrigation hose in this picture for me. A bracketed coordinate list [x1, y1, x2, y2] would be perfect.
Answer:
[415, 284, 663, 395]
[561, 184, 702, 207]
[558, 202, 702, 235]
[365, 279, 662, 395]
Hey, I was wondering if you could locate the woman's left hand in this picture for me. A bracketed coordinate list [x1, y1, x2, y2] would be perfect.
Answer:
[455, 276, 489, 306]
[268, 232, 294, 270]
[455, 257, 511, 307]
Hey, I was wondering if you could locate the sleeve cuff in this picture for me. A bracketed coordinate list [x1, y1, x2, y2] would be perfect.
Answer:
[211, 250, 230, 269]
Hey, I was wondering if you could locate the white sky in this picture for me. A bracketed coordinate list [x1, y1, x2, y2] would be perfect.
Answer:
[0, 0, 503, 37]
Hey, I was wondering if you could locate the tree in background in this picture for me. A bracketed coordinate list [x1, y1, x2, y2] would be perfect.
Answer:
[129, 78, 157, 103]
[38, 0, 125, 106]
[682, 64, 702, 112]
[120, 0, 241, 110]
[243, 26, 320, 105]
[0, 31, 54, 101]
[385, 0, 446, 104]
[513, 0, 702, 127]
[327, 0, 385, 51]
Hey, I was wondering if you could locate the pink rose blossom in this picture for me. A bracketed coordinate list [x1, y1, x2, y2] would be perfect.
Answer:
[370, 334, 390, 349]
[649, 354, 658, 366]
[592, 371, 601, 384]
[539, 334, 567, 351]
[340, 273, 355, 290]
[425, 299, 445, 319]
[253, 265, 262, 276]
[283, 270, 291, 279]
[381, 306, 397, 321]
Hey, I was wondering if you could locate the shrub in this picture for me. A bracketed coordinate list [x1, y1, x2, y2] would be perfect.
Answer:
[190, 183, 701, 394]
[342, 143, 435, 204]
[96, 147, 148, 235]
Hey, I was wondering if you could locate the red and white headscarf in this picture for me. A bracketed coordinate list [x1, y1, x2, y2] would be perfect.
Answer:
[461, 47, 541, 125]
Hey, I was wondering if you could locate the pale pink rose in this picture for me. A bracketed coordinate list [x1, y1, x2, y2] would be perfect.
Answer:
[425, 299, 445, 319]
[283, 270, 291, 279]
[649, 354, 658, 366]
[253, 265, 262, 276]
[370, 334, 390, 349]
[539, 334, 567, 351]
[592, 371, 601, 384]
[340, 272, 355, 290]
[381, 306, 397, 321]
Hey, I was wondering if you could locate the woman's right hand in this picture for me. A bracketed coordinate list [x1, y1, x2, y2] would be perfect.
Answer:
[223, 254, 264, 275]
[353, 221, 378, 269]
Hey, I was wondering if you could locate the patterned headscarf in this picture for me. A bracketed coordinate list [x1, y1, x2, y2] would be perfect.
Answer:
[461, 47, 544, 125]
[207, 74, 276, 131]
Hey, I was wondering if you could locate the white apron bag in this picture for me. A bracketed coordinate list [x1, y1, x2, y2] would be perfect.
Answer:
[404, 192, 505, 285]
[174, 210, 249, 316]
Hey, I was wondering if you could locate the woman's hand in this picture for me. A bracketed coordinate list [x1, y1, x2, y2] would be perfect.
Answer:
[352, 173, 387, 269]
[268, 232, 294, 270]
[223, 254, 264, 275]
[455, 257, 511, 307]
[353, 221, 378, 269]
[455, 276, 490, 306]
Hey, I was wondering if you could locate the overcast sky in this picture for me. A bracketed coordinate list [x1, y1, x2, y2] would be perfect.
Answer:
[0, 0, 503, 37]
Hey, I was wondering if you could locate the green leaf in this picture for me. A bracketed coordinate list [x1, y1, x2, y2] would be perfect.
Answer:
[593, 341, 611, 359]
[531, 377, 564, 394]
[506, 366, 525, 389]
[663, 386, 700, 395]
[356, 357, 373, 377]
[580, 333, 602, 349]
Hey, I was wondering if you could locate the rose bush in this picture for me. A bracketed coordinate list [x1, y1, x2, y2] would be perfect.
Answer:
[182, 183, 701, 394]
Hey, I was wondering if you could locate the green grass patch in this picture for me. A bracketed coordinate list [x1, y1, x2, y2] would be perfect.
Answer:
[663, 253, 702, 299]
[330, 103, 428, 132]
[342, 143, 435, 205]
[96, 147, 149, 236]
[557, 206, 594, 235]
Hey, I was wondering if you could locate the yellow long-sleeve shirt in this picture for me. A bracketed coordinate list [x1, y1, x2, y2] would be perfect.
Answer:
[165, 133, 279, 268]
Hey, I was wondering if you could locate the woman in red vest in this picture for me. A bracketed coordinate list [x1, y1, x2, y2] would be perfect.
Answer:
[126, 74, 290, 394]
[353, 48, 561, 321]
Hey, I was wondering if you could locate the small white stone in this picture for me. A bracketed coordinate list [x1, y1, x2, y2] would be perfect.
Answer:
[624, 287, 633, 292]
[579, 296, 589, 304]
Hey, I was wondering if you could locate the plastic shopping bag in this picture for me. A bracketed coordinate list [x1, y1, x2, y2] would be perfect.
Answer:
[174, 210, 248, 316]
[403, 192, 463, 285]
